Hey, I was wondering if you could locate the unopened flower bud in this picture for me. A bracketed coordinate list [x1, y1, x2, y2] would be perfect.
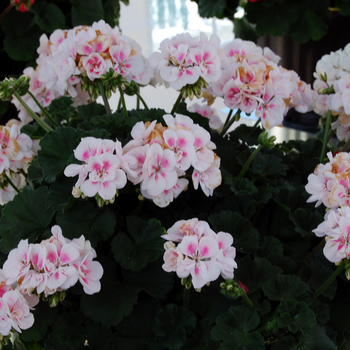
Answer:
[318, 85, 335, 95]
[49, 293, 59, 307]
[258, 131, 276, 150]
[346, 268, 350, 280]
[59, 291, 66, 302]
[72, 187, 82, 198]
[95, 194, 105, 207]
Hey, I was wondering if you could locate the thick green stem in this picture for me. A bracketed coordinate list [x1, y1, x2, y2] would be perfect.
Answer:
[238, 145, 263, 179]
[136, 92, 149, 111]
[320, 110, 332, 163]
[241, 292, 254, 308]
[312, 261, 345, 300]
[3, 173, 19, 193]
[13, 92, 53, 132]
[27, 91, 57, 127]
[183, 288, 190, 309]
[97, 80, 112, 116]
[18, 168, 27, 179]
[171, 92, 183, 116]
[136, 96, 140, 109]
[117, 97, 122, 110]
[118, 85, 128, 119]
[219, 110, 241, 137]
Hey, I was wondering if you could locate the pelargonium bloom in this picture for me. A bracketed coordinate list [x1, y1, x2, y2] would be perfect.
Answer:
[162, 219, 237, 289]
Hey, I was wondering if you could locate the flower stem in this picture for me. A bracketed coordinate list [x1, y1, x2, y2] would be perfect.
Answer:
[312, 260, 345, 300]
[18, 168, 27, 179]
[341, 137, 350, 152]
[320, 110, 332, 163]
[183, 288, 190, 309]
[298, 238, 325, 267]
[219, 109, 241, 137]
[3, 173, 19, 193]
[238, 145, 263, 179]
[0, 4, 14, 25]
[136, 96, 140, 109]
[136, 91, 149, 111]
[118, 85, 128, 119]
[223, 109, 233, 128]
[241, 292, 254, 308]
[171, 92, 183, 116]
[97, 80, 112, 116]
[13, 92, 53, 133]
[27, 91, 57, 127]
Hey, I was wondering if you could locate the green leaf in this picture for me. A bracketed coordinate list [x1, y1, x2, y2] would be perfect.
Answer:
[37, 127, 80, 183]
[196, 0, 226, 18]
[262, 274, 311, 303]
[20, 302, 58, 342]
[21, 123, 47, 140]
[211, 305, 264, 350]
[277, 299, 316, 335]
[233, 17, 259, 42]
[271, 336, 297, 350]
[297, 325, 337, 350]
[154, 304, 196, 350]
[111, 216, 165, 271]
[229, 124, 262, 146]
[234, 256, 283, 293]
[31, 2, 66, 33]
[290, 10, 328, 43]
[208, 211, 259, 254]
[4, 31, 41, 61]
[289, 208, 323, 237]
[245, 151, 288, 177]
[0, 101, 9, 116]
[115, 300, 161, 349]
[0, 187, 54, 253]
[48, 97, 75, 122]
[71, 0, 105, 26]
[27, 157, 44, 183]
[46, 176, 77, 211]
[1, 9, 34, 37]
[124, 260, 175, 299]
[77, 102, 107, 120]
[80, 257, 140, 327]
[56, 201, 116, 247]
[225, 176, 258, 196]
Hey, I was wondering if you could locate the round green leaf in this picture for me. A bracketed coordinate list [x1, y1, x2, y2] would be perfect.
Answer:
[31, 2, 66, 33]
[154, 304, 196, 350]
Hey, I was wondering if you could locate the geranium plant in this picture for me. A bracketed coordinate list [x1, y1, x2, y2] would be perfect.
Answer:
[0, 19, 349, 350]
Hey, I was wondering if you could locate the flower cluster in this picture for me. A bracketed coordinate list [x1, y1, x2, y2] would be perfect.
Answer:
[64, 137, 128, 204]
[0, 120, 38, 205]
[124, 113, 221, 207]
[12, 20, 151, 124]
[306, 152, 350, 264]
[209, 39, 315, 130]
[312, 44, 350, 141]
[162, 218, 237, 289]
[65, 113, 221, 207]
[149, 32, 222, 91]
[2, 225, 103, 297]
[0, 270, 37, 336]
[305, 152, 350, 209]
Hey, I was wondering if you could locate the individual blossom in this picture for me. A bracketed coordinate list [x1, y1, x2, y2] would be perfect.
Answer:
[187, 103, 223, 131]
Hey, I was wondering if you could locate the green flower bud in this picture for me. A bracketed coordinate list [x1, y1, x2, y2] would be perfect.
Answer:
[317, 85, 335, 95]
[258, 131, 276, 150]
[49, 293, 59, 307]
[95, 193, 105, 208]
[59, 291, 66, 302]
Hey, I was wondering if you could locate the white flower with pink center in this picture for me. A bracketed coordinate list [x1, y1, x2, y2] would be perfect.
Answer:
[140, 143, 177, 197]
[177, 235, 221, 289]
[162, 242, 184, 272]
[192, 154, 222, 196]
[306, 152, 350, 209]
[110, 42, 144, 79]
[80, 153, 127, 200]
[82, 53, 109, 81]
